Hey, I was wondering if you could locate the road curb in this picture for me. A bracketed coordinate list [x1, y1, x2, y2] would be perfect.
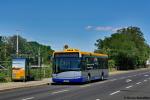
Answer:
[0, 82, 50, 92]
[0, 78, 52, 92]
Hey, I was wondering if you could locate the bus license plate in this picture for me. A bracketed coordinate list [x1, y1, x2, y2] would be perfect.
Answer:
[63, 80, 69, 82]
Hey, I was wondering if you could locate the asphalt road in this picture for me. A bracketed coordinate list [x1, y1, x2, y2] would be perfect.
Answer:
[0, 69, 150, 100]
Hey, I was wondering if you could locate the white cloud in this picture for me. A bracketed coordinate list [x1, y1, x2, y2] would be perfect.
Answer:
[85, 25, 93, 30]
[85, 25, 125, 32]
[94, 26, 113, 31]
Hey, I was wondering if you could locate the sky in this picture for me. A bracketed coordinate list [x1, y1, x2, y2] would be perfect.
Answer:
[0, 0, 150, 52]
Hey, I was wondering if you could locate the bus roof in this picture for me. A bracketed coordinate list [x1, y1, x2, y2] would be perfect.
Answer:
[53, 48, 108, 57]
[80, 52, 108, 57]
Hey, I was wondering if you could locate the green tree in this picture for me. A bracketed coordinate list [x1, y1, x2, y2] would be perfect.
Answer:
[27, 41, 54, 65]
[0, 35, 54, 65]
[95, 26, 150, 70]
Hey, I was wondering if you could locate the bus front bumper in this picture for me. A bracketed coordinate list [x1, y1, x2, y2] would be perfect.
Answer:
[52, 77, 86, 83]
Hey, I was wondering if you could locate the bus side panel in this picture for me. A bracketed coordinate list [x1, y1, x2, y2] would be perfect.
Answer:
[81, 71, 88, 82]
[89, 69, 100, 80]
[103, 69, 109, 78]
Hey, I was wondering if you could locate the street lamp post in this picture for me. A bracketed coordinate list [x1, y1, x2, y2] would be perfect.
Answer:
[16, 33, 19, 57]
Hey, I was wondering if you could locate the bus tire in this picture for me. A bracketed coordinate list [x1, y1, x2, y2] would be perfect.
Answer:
[101, 73, 104, 81]
[87, 74, 91, 83]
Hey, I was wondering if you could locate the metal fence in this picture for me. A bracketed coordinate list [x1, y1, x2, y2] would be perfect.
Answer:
[0, 61, 12, 82]
[0, 61, 52, 82]
[30, 66, 52, 81]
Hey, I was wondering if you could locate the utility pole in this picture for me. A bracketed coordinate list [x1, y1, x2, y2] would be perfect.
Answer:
[16, 33, 19, 57]
[38, 47, 41, 68]
[38, 47, 41, 80]
[4, 36, 7, 58]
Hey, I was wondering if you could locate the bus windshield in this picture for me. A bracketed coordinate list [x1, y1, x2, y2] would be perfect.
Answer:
[54, 57, 80, 73]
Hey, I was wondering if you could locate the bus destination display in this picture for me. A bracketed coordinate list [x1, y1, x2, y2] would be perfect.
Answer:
[54, 53, 79, 58]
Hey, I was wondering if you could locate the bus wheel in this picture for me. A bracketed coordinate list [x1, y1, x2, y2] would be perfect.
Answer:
[87, 74, 91, 83]
[101, 74, 104, 81]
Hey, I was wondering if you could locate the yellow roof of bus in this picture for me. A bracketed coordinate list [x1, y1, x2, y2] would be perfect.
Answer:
[53, 48, 108, 57]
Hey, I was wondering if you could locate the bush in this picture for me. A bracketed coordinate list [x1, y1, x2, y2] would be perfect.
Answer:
[0, 72, 7, 82]
[108, 60, 116, 71]
[30, 65, 52, 80]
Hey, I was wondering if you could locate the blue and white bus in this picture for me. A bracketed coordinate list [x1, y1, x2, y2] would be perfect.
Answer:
[52, 48, 108, 83]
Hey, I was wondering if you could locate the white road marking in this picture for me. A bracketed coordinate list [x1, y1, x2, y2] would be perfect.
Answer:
[22, 97, 35, 100]
[80, 84, 91, 88]
[109, 72, 149, 82]
[52, 89, 69, 94]
[127, 76, 132, 78]
[110, 79, 117, 81]
[110, 90, 120, 95]
[144, 80, 148, 82]
[136, 82, 142, 85]
[126, 85, 133, 89]
[96, 99, 101, 100]
[120, 77, 125, 79]
[126, 79, 132, 83]
[144, 75, 149, 77]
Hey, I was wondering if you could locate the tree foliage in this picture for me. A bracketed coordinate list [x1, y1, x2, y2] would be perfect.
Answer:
[0, 35, 54, 67]
[95, 26, 150, 70]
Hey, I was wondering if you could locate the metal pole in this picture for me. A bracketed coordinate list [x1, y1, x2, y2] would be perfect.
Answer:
[16, 33, 19, 57]
[38, 47, 41, 80]
[4, 37, 6, 58]
[38, 47, 41, 68]
[44, 67, 45, 78]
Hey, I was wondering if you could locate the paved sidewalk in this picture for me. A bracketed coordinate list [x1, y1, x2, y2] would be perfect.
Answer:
[0, 78, 52, 91]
